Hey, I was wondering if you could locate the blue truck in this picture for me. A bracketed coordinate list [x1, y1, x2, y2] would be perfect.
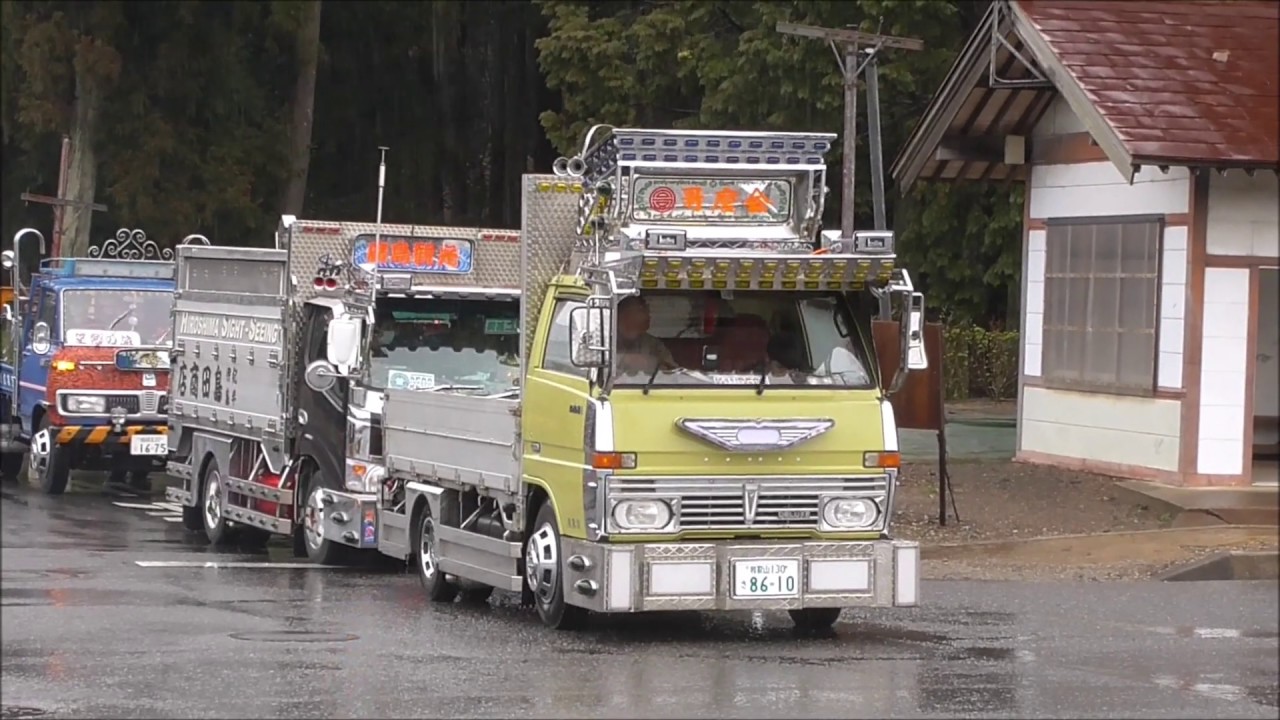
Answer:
[1, 228, 207, 494]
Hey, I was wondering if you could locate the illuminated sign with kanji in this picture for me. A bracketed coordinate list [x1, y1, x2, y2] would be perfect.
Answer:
[351, 235, 474, 274]
[631, 177, 793, 224]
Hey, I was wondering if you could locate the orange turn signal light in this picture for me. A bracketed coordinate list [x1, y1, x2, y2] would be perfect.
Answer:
[590, 452, 637, 470]
[863, 451, 900, 469]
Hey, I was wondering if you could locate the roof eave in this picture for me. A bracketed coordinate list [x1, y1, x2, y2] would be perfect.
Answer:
[890, 2, 1001, 192]
[1007, 1, 1137, 183]
[1131, 156, 1280, 175]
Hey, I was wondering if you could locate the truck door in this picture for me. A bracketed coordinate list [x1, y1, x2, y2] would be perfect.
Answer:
[522, 295, 591, 538]
[17, 284, 57, 435]
[293, 304, 347, 484]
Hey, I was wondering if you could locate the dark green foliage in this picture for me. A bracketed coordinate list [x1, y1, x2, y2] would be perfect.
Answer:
[2, 0, 1019, 324]
[942, 323, 1019, 401]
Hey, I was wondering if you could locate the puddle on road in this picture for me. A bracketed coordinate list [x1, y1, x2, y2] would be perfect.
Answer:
[1, 706, 48, 719]
[1147, 625, 1279, 640]
[229, 631, 359, 643]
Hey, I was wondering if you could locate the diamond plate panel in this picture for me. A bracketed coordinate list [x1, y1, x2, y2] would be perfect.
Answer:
[519, 175, 585, 370]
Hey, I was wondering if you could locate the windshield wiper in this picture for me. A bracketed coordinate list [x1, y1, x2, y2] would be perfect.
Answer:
[425, 384, 485, 393]
[107, 308, 134, 331]
[641, 362, 664, 396]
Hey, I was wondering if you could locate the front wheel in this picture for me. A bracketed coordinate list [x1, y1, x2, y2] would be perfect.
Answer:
[300, 480, 349, 565]
[789, 607, 842, 633]
[29, 418, 70, 496]
[524, 501, 587, 631]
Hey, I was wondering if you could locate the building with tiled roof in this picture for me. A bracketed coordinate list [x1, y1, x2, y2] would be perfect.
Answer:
[893, 0, 1278, 487]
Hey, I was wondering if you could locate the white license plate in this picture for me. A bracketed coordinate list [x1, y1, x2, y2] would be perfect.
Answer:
[732, 559, 801, 598]
[130, 434, 168, 456]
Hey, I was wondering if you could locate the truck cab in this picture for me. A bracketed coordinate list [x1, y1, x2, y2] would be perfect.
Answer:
[165, 218, 522, 565]
[1, 228, 202, 494]
[375, 127, 929, 632]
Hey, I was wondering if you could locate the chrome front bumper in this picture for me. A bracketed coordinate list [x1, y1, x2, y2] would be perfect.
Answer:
[558, 538, 920, 613]
[318, 489, 380, 549]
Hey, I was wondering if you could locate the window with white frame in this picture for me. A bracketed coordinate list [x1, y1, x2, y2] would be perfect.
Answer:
[1042, 216, 1162, 394]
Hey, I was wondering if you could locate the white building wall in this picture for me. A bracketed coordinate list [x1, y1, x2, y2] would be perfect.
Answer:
[1019, 154, 1190, 470]
[1022, 386, 1182, 471]
[1023, 162, 1190, 381]
[1197, 267, 1252, 475]
[1027, 162, 1189, 219]
[1206, 171, 1280, 257]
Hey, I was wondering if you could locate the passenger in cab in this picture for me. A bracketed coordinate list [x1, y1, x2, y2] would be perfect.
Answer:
[616, 295, 678, 375]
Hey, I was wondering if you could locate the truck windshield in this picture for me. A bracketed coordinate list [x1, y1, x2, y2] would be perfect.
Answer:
[61, 289, 175, 344]
[368, 296, 520, 394]
[612, 290, 875, 389]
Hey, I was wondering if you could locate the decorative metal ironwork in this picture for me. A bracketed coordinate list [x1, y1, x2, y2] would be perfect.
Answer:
[88, 228, 173, 261]
[315, 253, 347, 282]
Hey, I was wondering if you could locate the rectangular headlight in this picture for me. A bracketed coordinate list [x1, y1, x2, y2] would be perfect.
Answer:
[65, 395, 107, 414]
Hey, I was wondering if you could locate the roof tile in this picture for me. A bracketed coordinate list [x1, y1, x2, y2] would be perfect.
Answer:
[1017, 0, 1279, 166]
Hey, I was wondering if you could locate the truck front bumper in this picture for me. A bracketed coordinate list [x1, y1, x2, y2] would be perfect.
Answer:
[558, 538, 919, 613]
[317, 489, 380, 550]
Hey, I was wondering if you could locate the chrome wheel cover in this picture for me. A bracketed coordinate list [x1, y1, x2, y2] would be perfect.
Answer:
[524, 521, 559, 605]
[418, 514, 439, 580]
[203, 469, 222, 531]
[303, 485, 326, 550]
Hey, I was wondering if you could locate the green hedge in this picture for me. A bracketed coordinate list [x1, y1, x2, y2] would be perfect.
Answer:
[941, 324, 1019, 401]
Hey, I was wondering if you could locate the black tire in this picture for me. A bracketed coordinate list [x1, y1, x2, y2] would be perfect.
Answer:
[108, 470, 149, 493]
[525, 501, 587, 630]
[31, 416, 70, 496]
[459, 586, 495, 604]
[414, 500, 458, 602]
[200, 457, 234, 545]
[298, 473, 349, 565]
[237, 528, 272, 552]
[789, 607, 843, 633]
[181, 504, 203, 531]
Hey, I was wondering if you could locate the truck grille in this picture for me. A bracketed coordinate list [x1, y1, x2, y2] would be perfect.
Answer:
[104, 392, 166, 415]
[608, 475, 889, 530]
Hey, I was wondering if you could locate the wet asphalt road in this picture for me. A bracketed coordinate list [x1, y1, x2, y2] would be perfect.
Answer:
[2, 481, 1277, 719]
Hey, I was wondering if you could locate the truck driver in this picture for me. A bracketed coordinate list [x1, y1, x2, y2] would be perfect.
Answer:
[616, 295, 677, 375]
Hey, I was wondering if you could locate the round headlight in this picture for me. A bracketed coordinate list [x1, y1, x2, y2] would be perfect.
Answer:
[612, 499, 673, 531]
[822, 497, 879, 529]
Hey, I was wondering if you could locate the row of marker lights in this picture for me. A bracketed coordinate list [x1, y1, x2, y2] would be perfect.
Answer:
[638, 256, 891, 291]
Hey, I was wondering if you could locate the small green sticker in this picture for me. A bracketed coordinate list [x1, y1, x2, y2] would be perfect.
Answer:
[484, 318, 519, 335]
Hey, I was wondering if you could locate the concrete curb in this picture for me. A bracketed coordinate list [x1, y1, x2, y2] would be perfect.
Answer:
[1159, 551, 1280, 581]
[921, 525, 1278, 562]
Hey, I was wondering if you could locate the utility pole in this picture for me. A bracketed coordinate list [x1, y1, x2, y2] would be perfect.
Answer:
[776, 22, 923, 236]
[20, 135, 108, 258]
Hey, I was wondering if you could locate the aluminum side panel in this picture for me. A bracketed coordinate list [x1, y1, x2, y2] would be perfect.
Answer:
[383, 389, 520, 494]
[519, 175, 583, 372]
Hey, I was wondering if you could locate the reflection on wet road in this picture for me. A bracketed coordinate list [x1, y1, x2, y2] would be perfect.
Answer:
[2, 484, 1277, 719]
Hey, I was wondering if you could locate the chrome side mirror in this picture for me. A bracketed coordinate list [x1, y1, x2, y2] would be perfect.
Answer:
[569, 305, 611, 368]
[31, 321, 52, 355]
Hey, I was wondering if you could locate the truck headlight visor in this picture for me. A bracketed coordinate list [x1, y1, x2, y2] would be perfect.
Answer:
[611, 499, 674, 531]
[64, 395, 107, 414]
[821, 497, 879, 530]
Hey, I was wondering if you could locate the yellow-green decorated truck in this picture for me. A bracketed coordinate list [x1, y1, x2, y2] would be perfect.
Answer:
[361, 126, 929, 631]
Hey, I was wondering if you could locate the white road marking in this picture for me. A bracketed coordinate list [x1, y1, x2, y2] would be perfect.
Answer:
[134, 561, 341, 569]
[155, 502, 184, 512]
[113, 502, 164, 510]
[162, 517, 183, 523]
[146, 511, 176, 517]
